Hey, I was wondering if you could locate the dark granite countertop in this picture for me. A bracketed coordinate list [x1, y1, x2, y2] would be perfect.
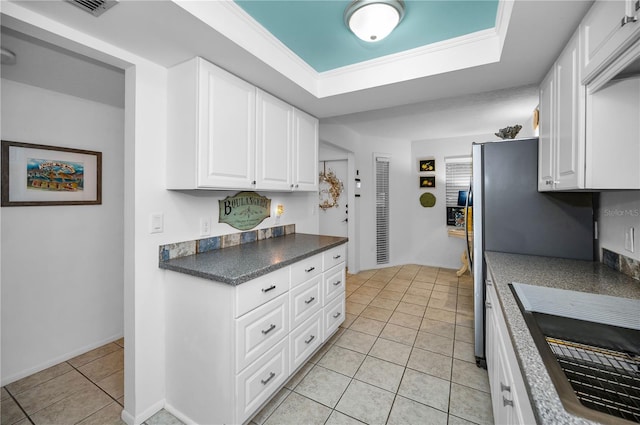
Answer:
[159, 233, 348, 285]
[485, 251, 640, 425]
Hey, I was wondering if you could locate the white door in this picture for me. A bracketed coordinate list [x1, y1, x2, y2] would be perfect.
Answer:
[319, 160, 348, 238]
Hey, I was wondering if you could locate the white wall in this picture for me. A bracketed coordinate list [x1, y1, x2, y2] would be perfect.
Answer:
[1, 79, 125, 384]
[598, 191, 640, 262]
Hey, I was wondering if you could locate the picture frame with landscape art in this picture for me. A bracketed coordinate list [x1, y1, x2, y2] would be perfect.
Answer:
[1, 140, 102, 206]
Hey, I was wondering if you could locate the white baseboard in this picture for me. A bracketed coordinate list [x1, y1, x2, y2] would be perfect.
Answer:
[164, 402, 196, 425]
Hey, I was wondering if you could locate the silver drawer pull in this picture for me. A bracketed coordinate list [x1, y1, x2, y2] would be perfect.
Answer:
[305, 266, 315, 273]
[304, 335, 315, 344]
[261, 372, 276, 385]
[333, 280, 342, 286]
[333, 254, 341, 259]
[305, 296, 316, 304]
[332, 312, 341, 319]
[262, 285, 276, 293]
[502, 396, 514, 407]
[485, 301, 492, 309]
[261, 324, 276, 335]
[500, 382, 511, 393]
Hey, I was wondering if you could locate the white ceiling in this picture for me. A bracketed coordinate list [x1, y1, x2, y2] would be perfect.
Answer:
[1, 0, 593, 126]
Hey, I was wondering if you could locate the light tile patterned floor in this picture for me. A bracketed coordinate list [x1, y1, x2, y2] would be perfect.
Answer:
[1, 265, 492, 425]
[251, 265, 493, 425]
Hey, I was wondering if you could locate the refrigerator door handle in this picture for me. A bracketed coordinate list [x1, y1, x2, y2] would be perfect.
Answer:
[465, 184, 473, 271]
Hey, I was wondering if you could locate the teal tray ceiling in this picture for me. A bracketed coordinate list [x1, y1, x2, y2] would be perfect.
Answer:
[234, 0, 499, 73]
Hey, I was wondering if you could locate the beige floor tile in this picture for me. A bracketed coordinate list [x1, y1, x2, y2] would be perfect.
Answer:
[76, 401, 125, 425]
[401, 294, 429, 306]
[2, 396, 27, 425]
[420, 318, 455, 339]
[447, 414, 480, 425]
[114, 338, 125, 348]
[387, 395, 448, 425]
[414, 332, 454, 357]
[325, 410, 366, 425]
[428, 297, 457, 312]
[456, 312, 474, 328]
[1, 387, 10, 401]
[379, 323, 418, 346]
[398, 368, 450, 412]
[252, 388, 291, 424]
[395, 302, 426, 317]
[354, 356, 404, 393]
[285, 362, 314, 390]
[6, 362, 73, 395]
[368, 297, 400, 311]
[264, 392, 331, 425]
[449, 383, 494, 425]
[409, 282, 434, 291]
[452, 359, 490, 393]
[68, 343, 121, 368]
[385, 283, 409, 294]
[349, 316, 386, 337]
[457, 294, 473, 305]
[342, 313, 357, 329]
[430, 290, 457, 301]
[413, 273, 437, 283]
[433, 284, 458, 294]
[145, 409, 185, 425]
[369, 338, 412, 366]
[388, 311, 422, 330]
[117, 396, 124, 406]
[456, 303, 474, 315]
[96, 370, 124, 399]
[434, 278, 458, 287]
[345, 301, 367, 316]
[376, 290, 404, 301]
[353, 286, 381, 298]
[346, 282, 362, 292]
[30, 384, 112, 425]
[294, 365, 351, 408]
[14, 369, 94, 415]
[453, 340, 476, 363]
[326, 327, 346, 345]
[308, 341, 332, 363]
[334, 330, 377, 354]
[78, 349, 124, 382]
[346, 293, 375, 306]
[335, 380, 394, 425]
[368, 274, 393, 284]
[407, 347, 452, 381]
[405, 287, 430, 297]
[424, 307, 456, 324]
[458, 288, 473, 297]
[317, 346, 366, 377]
[362, 280, 386, 290]
[359, 305, 393, 322]
[455, 325, 475, 344]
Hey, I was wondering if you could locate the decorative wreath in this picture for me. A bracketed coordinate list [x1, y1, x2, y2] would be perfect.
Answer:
[318, 169, 344, 210]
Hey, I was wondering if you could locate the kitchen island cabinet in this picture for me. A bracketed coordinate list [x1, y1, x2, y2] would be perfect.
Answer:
[161, 234, 346, 425]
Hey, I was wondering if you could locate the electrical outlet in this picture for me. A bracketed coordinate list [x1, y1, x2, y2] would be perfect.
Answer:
[200, 216, 211, 236]
[625, 227, 635, 253]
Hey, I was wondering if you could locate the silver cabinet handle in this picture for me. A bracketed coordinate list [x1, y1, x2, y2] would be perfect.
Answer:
[485, 301, 492, 309]
[261, 371, 276, 385]
[252, 180, 256, 185]
[503, 396, 514, 407]
[304, 296, 315, 304]
[304, 335, 315, 344]
[486, 279, 493, 286]
[261, 324, 276, 335]
[333, 280, 342, 286]
[621, 15, 638, 26]
[290, 184, 294, 188]
[333, 312, 341, 318]
[333, 254, 341, 259]
[305, 266, 315, 273]
[500, 382, 511, 393]
[295, 184, 299, 188]
[262, 285, 276, 293]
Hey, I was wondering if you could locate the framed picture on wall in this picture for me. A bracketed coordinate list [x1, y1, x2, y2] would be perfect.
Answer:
[1, 140, 102, 206]
[419, 176, 435, 188]
[419, 159, 435, 172]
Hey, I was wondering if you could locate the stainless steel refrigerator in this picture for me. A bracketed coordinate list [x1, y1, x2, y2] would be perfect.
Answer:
[470, 138, 594, 367]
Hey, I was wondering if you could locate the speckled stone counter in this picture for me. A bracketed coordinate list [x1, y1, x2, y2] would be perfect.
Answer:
[484, 251, 640, 425]
[159, 233, 348, 285]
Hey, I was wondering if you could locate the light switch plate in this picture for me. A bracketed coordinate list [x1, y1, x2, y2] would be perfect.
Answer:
[200, 216, 211, 236]
[150, 213, 164, 234]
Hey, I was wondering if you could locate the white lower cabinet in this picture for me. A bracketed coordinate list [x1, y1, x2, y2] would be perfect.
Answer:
[164, 244, 346, 425]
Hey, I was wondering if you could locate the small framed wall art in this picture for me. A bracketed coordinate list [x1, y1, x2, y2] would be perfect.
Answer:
[419, 176, 436, 188]
[419, 159, 435, 172]
[1, 140, 102, 207]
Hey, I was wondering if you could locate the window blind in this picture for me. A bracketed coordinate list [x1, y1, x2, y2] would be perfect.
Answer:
[375, 156, 390, 265]
[445, 157, 472, 207]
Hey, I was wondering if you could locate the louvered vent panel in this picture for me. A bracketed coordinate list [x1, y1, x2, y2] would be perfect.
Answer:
[375, 156, 390, 265]
[66, 0, 118, 17]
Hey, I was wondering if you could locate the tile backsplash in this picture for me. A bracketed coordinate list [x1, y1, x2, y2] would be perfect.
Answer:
[159, 224, 295, 262]
[602, 248, 640, 282]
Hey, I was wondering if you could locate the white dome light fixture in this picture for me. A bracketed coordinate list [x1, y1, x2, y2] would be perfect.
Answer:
[344, 0, 405, 42]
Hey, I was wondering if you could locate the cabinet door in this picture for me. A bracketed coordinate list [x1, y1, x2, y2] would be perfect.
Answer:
[293, 109, 319, 191]
[555, 34, 584, 190]
[538, 70, 555, 192]
[581, 0, 640, 83]
[256, 90, 293, 191]
[198, 61, 256, 188]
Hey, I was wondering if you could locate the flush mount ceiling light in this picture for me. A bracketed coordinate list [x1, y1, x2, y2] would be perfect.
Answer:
[344, 0, 405, 42]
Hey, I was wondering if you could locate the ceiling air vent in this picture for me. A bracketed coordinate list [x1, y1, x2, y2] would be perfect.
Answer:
[66, 0, 118, 17]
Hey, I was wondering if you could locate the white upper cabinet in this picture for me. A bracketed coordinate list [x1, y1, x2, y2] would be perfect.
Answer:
[580, 0, 640, 83]
[293, 109, 319, 191]
[167, 57, 319, 192]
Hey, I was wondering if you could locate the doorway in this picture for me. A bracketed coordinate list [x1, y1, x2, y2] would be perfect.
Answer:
[319, 159, 349, 238]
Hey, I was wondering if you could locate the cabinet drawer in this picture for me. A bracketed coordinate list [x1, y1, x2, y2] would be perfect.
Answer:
[289, 311, 323, 374]
[323, 295, 345, 339]
[290, 253, 322, 287]
[289, 275, 322, 330]
[323, 265, 345, 304]
[323, 245, 346, 271]
[236, 338, 288, 424]
[236, 293, 289, 372]
[235, 267, 290, 318]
